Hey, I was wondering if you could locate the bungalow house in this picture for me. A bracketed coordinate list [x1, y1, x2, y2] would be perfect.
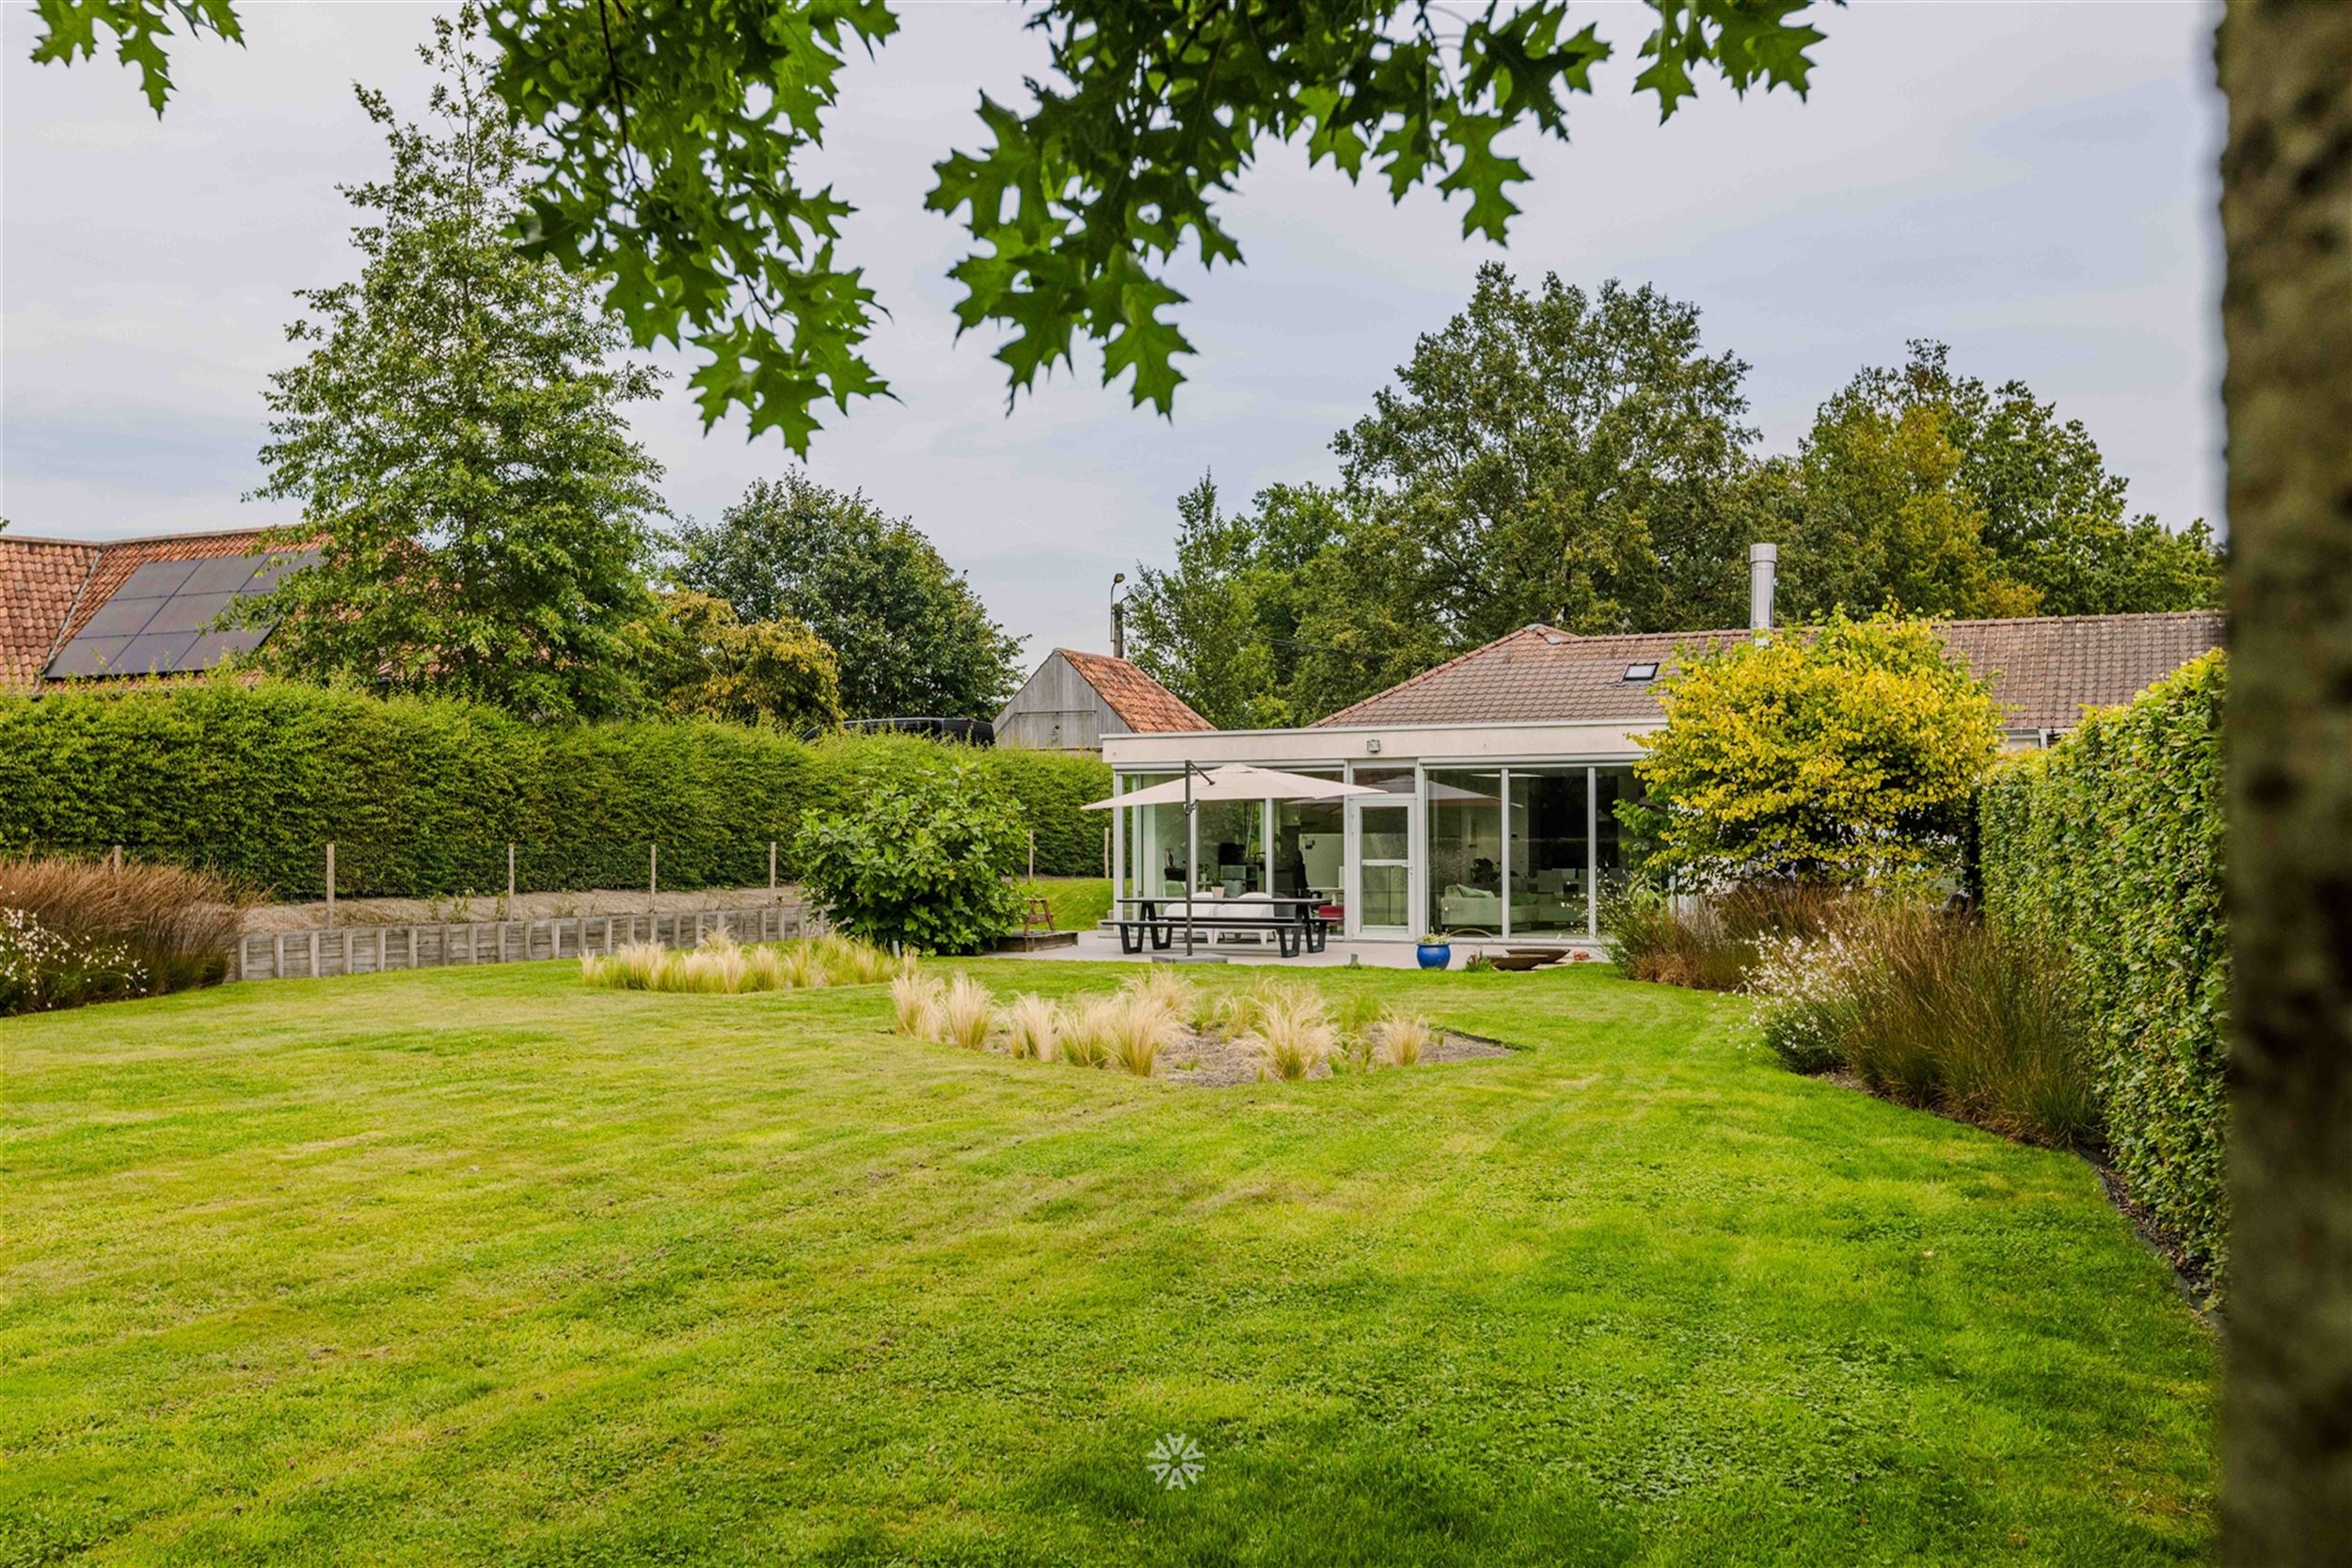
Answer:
[0, 528, 315, 692]
[1101, 553, 2222, 944]
[993, 647, 1215, 752]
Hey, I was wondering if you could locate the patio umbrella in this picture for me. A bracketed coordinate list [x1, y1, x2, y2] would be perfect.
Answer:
[1082, 763, 1380, 812]
[1083, 765, 1381, 958]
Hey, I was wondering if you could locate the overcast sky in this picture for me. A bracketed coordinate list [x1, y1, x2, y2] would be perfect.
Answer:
[3, 1, 2225, 663]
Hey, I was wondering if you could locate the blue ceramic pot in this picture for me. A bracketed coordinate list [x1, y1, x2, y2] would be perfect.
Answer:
[1416, 942, 1452, 971]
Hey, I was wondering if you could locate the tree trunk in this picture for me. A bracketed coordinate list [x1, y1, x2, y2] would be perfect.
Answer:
[2217, 2, 2352, 1559]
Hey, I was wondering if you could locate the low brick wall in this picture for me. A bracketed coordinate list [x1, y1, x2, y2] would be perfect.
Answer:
[234, 903, 812, 982]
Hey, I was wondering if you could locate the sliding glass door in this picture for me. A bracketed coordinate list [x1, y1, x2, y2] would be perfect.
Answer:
[1347, 767, 1416, 937]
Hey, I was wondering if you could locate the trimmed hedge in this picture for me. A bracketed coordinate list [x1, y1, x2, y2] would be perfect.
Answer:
[0, 680, 1109, 900]
[1978, 650, 2227, 1286]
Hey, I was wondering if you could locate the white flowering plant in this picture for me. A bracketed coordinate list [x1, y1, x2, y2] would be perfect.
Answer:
[1744, 927, 1866, 1074]
[0, 906, 152, 1017]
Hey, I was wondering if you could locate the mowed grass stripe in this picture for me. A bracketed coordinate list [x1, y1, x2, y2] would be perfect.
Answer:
[2, 959, 2214, 1565]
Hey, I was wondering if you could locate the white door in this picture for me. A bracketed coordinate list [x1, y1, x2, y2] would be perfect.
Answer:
[1346, 767, 1418, 938]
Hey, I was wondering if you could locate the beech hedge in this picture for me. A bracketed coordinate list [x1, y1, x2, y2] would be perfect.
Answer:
[0, 680, 1109, 900]
[1977, 650, 2228, 1287]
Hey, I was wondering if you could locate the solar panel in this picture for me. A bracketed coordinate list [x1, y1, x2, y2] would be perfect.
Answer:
[113, 559, 202, 599]
[74, 594, 166, 639]
[183, 554, 265, 594]
[41, 547, 318, 682]
[141, 591, 239, 635]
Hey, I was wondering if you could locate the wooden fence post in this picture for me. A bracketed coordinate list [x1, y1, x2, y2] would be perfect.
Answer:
[109, 843, 122, 874]
[325, 842, 336, 929]
[769, 840, 777, 892]
[649, 842, 659, 910]
[507, 842, 516, 903]
[1028, 831, 1037, 882]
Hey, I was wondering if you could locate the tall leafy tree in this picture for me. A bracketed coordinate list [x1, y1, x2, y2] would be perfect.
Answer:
[674, 474, 1024, 721]
[1329, 264, 1764, 642]
[242, 8, 666, 721]
[1779, 342, 2221, 620]
[1776, 349, 2035, 622]
[1123, 477, 1347, 728]
[1123, 476, 1273, 729]
[33, 0, 1833, 447]
[633, 590, 842, 733]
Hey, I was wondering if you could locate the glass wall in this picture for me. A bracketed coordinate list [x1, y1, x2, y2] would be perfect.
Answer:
[1354, 766, 1415, 931]
[1119, 757, 1645, 936]
[1507, 768, 1591, 935]
[1120, 773, 1184, 897]
[1427, 768, 1503, 934]
[1594, 766, 1638, 914]
[1273, 770, 1343, 905]
[1193, 798, 1265, 895]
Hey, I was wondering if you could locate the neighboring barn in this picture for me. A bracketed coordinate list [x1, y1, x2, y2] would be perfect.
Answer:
[993, 649, 1213, 752]
[0, 528, 315, 692]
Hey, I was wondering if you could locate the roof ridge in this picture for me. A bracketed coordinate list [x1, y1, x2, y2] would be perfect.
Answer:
[1051, 647, 1213, 732]
[1311, 626, 1551, 728]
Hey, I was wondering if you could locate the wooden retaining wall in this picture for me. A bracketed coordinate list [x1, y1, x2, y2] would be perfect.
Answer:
[234, 904, 811, 983]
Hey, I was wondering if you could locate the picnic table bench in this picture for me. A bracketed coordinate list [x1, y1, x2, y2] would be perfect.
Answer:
[1113, 895, 1333, 958]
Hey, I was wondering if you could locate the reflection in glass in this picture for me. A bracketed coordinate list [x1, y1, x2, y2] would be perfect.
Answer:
[1193, 798, 1265, 894]
[1508, 768, 1590, 934]
[1428, 768, 1503, 933]
[1360, 862, 1409, 928]
[1274, 772, 1344, 902]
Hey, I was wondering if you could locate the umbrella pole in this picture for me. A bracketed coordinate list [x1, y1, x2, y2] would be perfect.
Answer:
[1184, 766, 1198, 958]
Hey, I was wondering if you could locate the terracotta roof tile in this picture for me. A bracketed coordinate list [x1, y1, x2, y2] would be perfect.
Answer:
[1310, 611, 2225, 733]
[0, 537, 103, 689]
[1057, 649, 1216, 733]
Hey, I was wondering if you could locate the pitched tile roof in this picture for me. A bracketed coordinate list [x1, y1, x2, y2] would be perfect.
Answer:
[0, 536, 103, 689]
[2, 527, 284, 691]
[1310, 611, 2225, 733]
[1057, 649, 1216, 733]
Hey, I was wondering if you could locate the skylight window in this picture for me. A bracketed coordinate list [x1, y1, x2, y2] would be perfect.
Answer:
[1624, 661, 1660, 683]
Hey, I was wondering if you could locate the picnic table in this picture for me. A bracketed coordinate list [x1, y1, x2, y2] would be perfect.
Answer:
[1113, 895, 1334, 958]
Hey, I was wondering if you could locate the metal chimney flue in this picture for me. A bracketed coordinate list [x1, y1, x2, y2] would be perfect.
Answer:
[1747, 543, 1777, 641]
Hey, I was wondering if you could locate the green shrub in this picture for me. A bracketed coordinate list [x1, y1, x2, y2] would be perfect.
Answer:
[794, 768, 1026, 955]
[0, 680, 1108, 898]
[1977, 649, 2228, 1284]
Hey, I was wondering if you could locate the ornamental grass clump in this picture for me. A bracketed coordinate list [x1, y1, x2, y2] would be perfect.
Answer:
[581, 932, 906, 995]
[998, 993, 1059, 1061]
[1107, 994, 1176, 1078]
[0, 855, 241, 1015]
[1749, 902, 2098, 1148]
[1057, 994, 1121, 1069]
[1251, 989, 1334, 1082]
[940, 974, 996, 1051]
[891, 972, 946, 1040]
[1379, 1011, 1432, 1068]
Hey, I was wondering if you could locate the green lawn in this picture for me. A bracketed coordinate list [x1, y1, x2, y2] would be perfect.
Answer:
[3, 959, 2215, 1565]
[1017, 876, 1113, 929]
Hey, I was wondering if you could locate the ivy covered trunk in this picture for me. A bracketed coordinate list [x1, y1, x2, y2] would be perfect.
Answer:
[2217, 2, 2352, 1558]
